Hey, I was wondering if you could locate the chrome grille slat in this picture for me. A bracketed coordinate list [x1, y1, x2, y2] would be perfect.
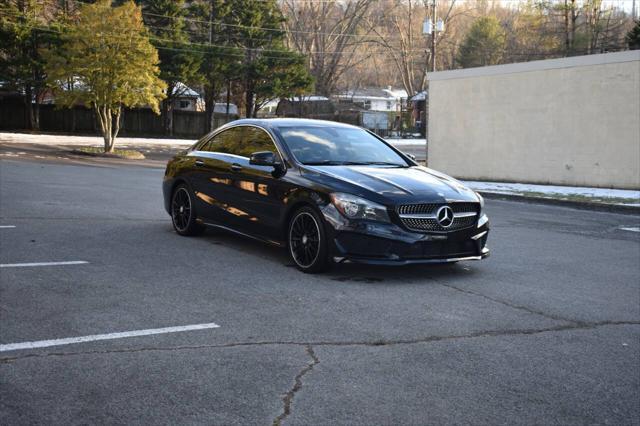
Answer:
[396, 202, 479, 232]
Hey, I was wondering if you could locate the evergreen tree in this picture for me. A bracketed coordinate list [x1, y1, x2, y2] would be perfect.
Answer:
[253, 49, 313, 112]
[0, 0, 58, 129]
[457, 16, 507, 68]
[229, 0, 313, 117]
[136, 0, 202, 135]
[187, 0, 239, 130]
[626, 20, 640, 50]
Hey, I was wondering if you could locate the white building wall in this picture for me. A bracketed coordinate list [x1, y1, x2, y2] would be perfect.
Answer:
[427, 51, 640, 189]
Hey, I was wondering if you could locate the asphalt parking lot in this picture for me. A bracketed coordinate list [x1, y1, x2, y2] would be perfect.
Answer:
[1, 155, 639, 425]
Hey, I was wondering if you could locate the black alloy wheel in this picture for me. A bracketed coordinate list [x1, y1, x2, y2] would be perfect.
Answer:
[288, 207, 329, 273]
[171, 184, 204, 236]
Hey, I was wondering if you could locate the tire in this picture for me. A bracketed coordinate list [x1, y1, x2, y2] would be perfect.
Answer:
[171, 184, 204, 236]
[288, 206, 330, 273]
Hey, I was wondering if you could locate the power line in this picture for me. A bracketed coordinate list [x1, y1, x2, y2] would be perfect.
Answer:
[0, 9, 434, 56]
[2, 2, 632, 65]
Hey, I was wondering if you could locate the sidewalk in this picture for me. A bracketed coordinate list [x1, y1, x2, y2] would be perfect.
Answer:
[464, 180, 640, 212]
[0, 132, 195, 147]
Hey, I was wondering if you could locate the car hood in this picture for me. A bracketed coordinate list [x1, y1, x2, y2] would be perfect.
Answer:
[302, 165, 479, 204]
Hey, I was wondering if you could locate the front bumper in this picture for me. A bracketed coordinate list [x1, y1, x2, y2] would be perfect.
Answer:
[321, 204, 490, 265]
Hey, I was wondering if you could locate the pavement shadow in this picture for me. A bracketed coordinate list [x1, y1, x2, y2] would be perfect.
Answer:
[327, 261, 478, 285]
[197, 226, 479, 284]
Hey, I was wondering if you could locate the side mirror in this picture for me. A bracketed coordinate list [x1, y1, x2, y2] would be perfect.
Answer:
[406, 153, 417, 161]
[250, 151, 279, 167]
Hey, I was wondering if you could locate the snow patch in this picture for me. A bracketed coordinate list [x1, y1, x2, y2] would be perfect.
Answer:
[385, 138, 426, 146]
[464, 181, 640, 203]
[0, 132, 195, 147]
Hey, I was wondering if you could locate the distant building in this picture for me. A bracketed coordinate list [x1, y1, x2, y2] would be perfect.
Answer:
[274, 95, 392, 135]
[276, 96, 334, 117]
[171, 82, 203, 112]
[213, 102, 239, 116]
[409, 90, 427, 137]
[258, 99, 279, 117]
[333, 87, 408, 112]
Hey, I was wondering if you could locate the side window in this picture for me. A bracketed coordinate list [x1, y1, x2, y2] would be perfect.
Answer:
[201, 126, 279, 159]
[200, 127, 243, 154]
[194, 133, 215, 151]
[242, 127, 279, 158]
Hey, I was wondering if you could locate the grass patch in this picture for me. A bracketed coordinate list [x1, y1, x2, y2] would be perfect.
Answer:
[73, 146, 145, 160]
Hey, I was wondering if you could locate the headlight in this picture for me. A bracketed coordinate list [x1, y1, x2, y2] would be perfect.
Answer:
[330, 193, 390, 222]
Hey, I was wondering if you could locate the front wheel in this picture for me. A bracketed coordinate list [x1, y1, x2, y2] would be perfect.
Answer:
[171, 184, 204, 236]
[288, 207, 330, 273]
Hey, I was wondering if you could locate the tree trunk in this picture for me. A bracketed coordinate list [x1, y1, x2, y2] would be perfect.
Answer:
[96, 105, 116, 153]
[570, 0, 577, 54]
[24, 85, 33, 130]
[112, 106, 122, 148]
[33, 99, 40, 131]
[204, 84, 217, 133]
[564, 0, 570, 55]
[245, 87, 255, 118]
[225, 79, 231, 123]
[162, 99, 173, 136]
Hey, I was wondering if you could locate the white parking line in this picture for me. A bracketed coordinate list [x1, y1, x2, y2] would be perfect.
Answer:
[0, 322, 221, 352]
[619, 227, 640, 233]
[0, 225, 16, 229]
[0, 260, 89, 268]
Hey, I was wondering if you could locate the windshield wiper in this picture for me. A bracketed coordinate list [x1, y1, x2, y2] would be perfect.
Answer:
[353, 161, 406, 167]
[303, 160, 355, 165]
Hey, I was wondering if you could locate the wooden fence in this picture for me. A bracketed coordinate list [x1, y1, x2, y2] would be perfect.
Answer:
[0, 100, 235, 139]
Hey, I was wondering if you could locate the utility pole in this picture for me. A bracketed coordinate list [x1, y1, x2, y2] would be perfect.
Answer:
[431, 0, 436, 72]
[423, 1, 444, 149]
[423, 1, 443, 72]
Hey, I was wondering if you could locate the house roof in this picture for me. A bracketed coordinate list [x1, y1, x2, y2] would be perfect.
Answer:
[335, 87, 407, 101]
[410, 90, 427, 101]
[172, 82, 200, 98]
[286, 95, 330, 102]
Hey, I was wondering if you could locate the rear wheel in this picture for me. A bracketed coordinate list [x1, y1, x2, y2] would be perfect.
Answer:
[288, 207, 329, 273]
[171, 184, 204, 236]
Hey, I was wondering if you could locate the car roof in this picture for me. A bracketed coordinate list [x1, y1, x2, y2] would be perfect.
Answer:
[228, 118, 360, 130]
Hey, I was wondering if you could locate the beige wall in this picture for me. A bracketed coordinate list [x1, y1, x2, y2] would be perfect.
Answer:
[427, 51, 640, 189]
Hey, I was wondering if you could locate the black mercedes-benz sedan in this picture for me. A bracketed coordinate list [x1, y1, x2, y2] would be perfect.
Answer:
[163, 118, 489, 272]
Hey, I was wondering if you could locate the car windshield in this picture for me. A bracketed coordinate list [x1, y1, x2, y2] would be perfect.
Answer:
[279, 126, 408, 167]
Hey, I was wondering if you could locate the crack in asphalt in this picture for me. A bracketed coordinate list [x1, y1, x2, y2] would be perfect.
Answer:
[431, 279, 584, 325]
[1, 320, 637, 364]
[272, 345, 319, 426]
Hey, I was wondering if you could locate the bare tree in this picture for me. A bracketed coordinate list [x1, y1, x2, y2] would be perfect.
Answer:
[281, 0, 374, 96]
[365, 0, 463, 97]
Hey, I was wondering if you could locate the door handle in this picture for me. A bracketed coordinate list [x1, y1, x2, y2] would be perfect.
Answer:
[230, 163, 242, 172]
[195, 159, 205, 167]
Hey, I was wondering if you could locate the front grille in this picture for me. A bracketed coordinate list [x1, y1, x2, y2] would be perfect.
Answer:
[396, 202, 479, 232]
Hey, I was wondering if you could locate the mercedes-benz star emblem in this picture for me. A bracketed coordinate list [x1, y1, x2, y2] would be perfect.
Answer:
[436, 205, 454, 228]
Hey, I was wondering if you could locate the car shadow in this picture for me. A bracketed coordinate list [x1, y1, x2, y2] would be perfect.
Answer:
[327, 262, 479, 285]
[196, 226, 480, 284]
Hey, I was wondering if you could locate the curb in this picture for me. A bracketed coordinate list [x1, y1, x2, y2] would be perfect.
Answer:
[479, 191, 640, 215]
